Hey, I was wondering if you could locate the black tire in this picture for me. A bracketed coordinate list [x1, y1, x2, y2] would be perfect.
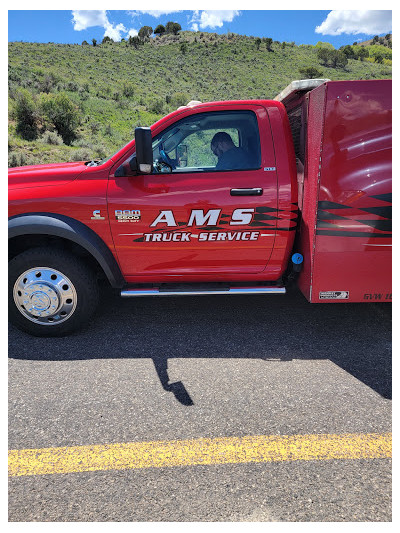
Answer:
[9, 247, 99, 337]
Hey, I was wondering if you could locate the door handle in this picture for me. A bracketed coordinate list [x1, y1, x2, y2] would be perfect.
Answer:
[230, 188, 263, 196]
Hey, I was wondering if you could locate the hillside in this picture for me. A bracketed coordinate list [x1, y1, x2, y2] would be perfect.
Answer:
[8, 32, 392, 166]
[357, 34, 392, 47]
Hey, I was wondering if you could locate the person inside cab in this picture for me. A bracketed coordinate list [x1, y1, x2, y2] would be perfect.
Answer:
[211, 132, 252, 171]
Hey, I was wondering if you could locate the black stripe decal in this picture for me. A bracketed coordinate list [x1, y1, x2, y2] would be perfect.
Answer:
[370, 193, 392, 203]
[318, 201, 349, 210]
[317, 210, 351, 221]
[255, 207, 280, 213]
[317, 221, 347, 229]
[357, 206, 392, 218]
[253, 214, 279, 221]
[356, 219, 392, 232]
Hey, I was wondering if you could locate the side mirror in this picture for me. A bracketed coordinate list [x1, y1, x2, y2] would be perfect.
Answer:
[114, 127, 153, 177]
[135, 127, 153, 174]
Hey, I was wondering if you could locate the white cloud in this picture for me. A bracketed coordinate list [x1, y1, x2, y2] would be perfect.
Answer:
[128, 10, 183, 18]
[104, 22, 128, 41]
[190, 10, 240, 30]
[72, 10, 108, 31]
[315, 10, 392, 36]
[128, 28, 139, 38]
[72, 10, 132, 42]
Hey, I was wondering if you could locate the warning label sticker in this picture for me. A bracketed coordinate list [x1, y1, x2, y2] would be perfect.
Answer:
[319, 291, 349, 300]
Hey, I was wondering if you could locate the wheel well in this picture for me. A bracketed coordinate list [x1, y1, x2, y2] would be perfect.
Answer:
[8, 234, 109, 285]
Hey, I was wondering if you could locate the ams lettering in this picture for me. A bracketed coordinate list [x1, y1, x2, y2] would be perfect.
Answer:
[150, 208, 255, 228]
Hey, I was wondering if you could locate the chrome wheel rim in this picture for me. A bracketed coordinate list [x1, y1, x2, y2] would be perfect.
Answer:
[13, 267, 77, 326]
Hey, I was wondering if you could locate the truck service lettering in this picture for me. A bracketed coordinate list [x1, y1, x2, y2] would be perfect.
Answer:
[142, 231, 260, 242]
[144, 232, 191, 242]
[150, 208, 255, 228]
[198, 231, 259, 241]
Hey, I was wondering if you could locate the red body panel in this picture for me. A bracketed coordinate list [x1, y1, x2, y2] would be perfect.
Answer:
[297, 80, 392, 302]
[9, 161, 87, 190]
[9, 166, 116, 256]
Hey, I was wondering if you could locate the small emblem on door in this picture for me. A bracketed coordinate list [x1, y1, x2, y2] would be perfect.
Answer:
[91, 210, 105, 220]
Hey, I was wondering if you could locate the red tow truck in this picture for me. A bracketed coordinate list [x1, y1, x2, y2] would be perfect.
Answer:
[8, 79, 392, 336]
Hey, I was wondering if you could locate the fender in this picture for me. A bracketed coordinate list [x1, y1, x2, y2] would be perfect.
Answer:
[8, 213, 124, 288]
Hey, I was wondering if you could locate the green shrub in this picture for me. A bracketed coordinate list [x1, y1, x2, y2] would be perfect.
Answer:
[317, 48, 332, 66]
[89, 121, 101, 134]
[299, 66, 323, 79]
[94, 145, 108, 159]
[71, 148, 92, 161]
[39, 73, 59, 93]
[352, 46, 369, 61]
[40, 130, 64, 145]
[14, 88, 39, 140]
[149, 98, 165, 114]
[166, 22, 181, 35]
[171, 92, 189, 107]
[317, 48, 348, 69]
[8, 152, 28, 167]
[122, 83, 135, 98]
[78, 87, 89, 100]
[368, 44, 392, 61]
[104, 124, 113, 136]
[9, 152, 20, 167]
[264, 37, 273, 51]
[40, 92, 80, 144]
[65, 80, 79, 92]
[138, 26, 153, 42]
[315, 41, 335, 50]
[154, 24, 165, 37]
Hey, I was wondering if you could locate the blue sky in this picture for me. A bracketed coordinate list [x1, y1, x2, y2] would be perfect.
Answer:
[8, 9, 392, 49]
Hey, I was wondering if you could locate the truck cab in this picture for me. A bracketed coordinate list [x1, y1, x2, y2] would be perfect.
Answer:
[106, 99, 297, 282]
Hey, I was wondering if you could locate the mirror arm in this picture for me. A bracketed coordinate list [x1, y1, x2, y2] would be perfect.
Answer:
[115, 157, 137, 178]
[129, 156, 138, 172]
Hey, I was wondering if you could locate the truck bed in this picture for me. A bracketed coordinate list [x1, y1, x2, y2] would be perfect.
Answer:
[278, 79, 392, 303]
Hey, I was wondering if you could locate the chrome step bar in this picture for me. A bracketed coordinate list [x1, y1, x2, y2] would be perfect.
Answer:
[121, 286, 286, 297]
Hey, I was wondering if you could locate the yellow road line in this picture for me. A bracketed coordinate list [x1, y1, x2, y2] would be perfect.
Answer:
[9, 432, 391, 477]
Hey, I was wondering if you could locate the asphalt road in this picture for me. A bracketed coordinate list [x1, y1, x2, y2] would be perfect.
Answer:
[8, 286, 392, 522]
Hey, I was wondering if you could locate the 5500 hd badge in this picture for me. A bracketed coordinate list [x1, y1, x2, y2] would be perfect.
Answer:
[115, 210, 141, 222]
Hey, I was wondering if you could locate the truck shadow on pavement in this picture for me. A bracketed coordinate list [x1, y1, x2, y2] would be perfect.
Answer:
[8, 287, 392, 404]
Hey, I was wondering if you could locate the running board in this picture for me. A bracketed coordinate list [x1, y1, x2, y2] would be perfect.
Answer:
[121, 286, 286, 297]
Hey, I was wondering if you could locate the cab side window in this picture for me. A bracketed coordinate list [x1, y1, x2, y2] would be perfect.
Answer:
[152, 110, 261, 174]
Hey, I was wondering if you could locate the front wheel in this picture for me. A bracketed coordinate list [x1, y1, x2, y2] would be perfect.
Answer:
[9, 247, 99, 337]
